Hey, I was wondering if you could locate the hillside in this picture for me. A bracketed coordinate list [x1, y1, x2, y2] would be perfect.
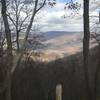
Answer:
[11, 46, 100, 100]
[38, 31, 83, 61]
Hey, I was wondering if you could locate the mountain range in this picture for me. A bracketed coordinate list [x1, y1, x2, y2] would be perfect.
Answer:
[42, 31, 82, 40]
[38, 31, 83, 60]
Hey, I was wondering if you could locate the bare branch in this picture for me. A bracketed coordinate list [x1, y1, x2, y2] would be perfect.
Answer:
[18, 13, 32, 31]
[36, 0, 46, 13]
[91, 33, 100, 44]
[11, 0, 47, 74]
[17, 4, 25, 17]
[11, 0, 39, 74]
[7, 13, 16, 27]
[19, 27, 26, 32]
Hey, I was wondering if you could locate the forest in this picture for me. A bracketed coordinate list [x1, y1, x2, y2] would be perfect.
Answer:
[0, 0, 100, 100]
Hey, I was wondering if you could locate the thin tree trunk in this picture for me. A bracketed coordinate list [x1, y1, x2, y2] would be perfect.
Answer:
[5, 63, 12, 100]
[83, 0, 93, 100]
[0, 19, 4, 57]
[16, 30, 20, 51]
[15, 1, 20, 52]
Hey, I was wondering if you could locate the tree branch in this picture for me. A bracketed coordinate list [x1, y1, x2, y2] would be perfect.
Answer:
[36, 0, 46, 13]
[18, 13, 31, 31]
[11, 0, 39, 74]
[7, 13, 16, 27]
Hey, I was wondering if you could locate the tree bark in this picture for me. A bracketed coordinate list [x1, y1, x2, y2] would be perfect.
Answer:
[16, 31, 20, 51]
[83, 0, 93, 100]
[1, 0, 12, 100]
[1, 0, 12, 56]
[15, 1, 20, 52]
[94, 45, 100, 100]
[94, 11, 100, 100]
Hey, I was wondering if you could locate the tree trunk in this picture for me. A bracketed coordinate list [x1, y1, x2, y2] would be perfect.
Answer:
[0, 44, 3, 57]
[1, 0, 12, 100]
[83, 0, 93, 100]
[1, 0, 12, 56]
[5, 61, 12, 100]
[15, 3, 20, 52]
[94, 45, 100, 100]
[16, 30, 20, 52]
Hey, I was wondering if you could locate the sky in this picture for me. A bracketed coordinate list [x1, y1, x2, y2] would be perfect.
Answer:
[35, 0, 100, 32]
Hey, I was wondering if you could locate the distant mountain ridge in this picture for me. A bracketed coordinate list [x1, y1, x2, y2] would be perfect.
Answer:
[41, 31, 81, 40]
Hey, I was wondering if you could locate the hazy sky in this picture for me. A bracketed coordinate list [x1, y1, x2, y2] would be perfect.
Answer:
[36, 0, 100, 32]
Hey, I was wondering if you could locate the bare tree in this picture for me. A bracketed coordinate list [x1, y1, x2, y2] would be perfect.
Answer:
[0, 0, 56, 100]
[1, 0, 12, 56]
[0, 18, 5, 57]
[7, 0, 32, 51]
[1, 0, 13, 100]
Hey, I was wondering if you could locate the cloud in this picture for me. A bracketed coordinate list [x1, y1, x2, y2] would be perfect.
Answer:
[35, 0, 100, 32]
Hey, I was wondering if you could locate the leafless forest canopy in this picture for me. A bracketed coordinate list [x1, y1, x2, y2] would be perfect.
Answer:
[0, 0, 100, 100]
